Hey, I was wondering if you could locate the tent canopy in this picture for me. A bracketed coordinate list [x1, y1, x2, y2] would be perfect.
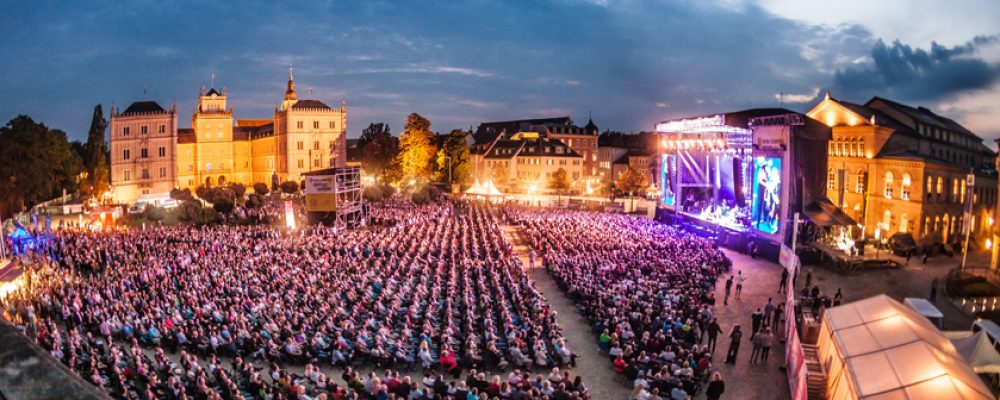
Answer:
[804, 198, 857, 227]
[821, 294, 993, 399]
[947, 330, 1000, 375]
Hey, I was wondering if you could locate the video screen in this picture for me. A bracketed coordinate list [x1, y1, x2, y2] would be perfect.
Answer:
[662, 154, 676, 206]
[751, 156, 781, 234]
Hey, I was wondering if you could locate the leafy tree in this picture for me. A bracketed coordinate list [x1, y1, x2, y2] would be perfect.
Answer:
[615, 166, 648, 211]
[253, 182, 269, 196]
[0, 115, 83, 219]
[170, 188, 194, 202]
[230, 183, 246, 202]
[176, 200, 203, 223]
[144, 205, 166, 222]
[280, 181, 299, 195]
[435, 129, 470, 184]
[357, 122, 400, 184]
[245, 193, 263, 209]
[398, 113, 437, 183]
[212, 197, 234, 214]
[548, 168, 572, 204]
[195, 186, 211, 202]
[363, 186, 385, 202]
[83, 104, 110, 199]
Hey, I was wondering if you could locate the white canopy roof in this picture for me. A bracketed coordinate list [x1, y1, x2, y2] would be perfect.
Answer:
[946, 330, 1000, 375]
[823, 294, 993, 399]
[465, 178, 486, 195]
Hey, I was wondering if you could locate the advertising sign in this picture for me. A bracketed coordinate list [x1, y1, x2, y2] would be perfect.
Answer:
[751, 157, 782, 234]
[753, 125, 787, 151]
[305, 175, 338, 212]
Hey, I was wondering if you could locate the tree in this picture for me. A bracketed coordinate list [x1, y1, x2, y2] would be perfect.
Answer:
[144, 205, 166, 222]
[230, 183, 246, 202]
[253, 182, 269, 196]
[83, 104, 110, 199]
[0, 115, 83, 219]
[195, 186, 211, 202]
[357, 122, 400, 184]
[397, 113, 437, 183]
[212, 197, 234, 214]
[280, 181, 299, 195]
[615, 166, 648, 212]
[548, 168, 572, 205]
[436, 129, 471, 184]
[170, 188, 194, 202]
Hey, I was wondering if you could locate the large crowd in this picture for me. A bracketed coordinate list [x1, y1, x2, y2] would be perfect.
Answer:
[506, 208, 730, 400]
[1, 199, 590, 400]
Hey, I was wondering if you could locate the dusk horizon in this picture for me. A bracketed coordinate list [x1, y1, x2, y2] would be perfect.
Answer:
[2, 0, 999, 143]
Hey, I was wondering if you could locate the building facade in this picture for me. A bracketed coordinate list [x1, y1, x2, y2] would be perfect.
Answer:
[110, 69, 347, 204]
[471, 129, 584, 193]
[808, 93, 997, 243]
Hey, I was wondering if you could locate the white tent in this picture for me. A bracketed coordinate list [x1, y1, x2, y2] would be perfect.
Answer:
[945, 330, 1000, 375]
[465, 178, 486, 196]
[483, 180, 503, 196]
[816, 294, 994, 400]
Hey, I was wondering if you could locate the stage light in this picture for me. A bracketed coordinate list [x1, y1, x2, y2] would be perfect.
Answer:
[987, 239, 993, 249]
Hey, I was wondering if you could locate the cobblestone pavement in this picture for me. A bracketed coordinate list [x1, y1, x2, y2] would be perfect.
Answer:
[706, 249, 791, 400]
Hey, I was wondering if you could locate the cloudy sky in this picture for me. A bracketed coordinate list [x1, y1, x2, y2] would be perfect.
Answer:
[1, 0, 998, 143]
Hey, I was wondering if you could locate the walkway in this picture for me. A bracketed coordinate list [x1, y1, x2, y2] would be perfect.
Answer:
[709, 249, 791, 400]
[501, 225, 632, 400]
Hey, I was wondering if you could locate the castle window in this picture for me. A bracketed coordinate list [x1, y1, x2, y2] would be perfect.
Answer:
[124, 169, 130, 181]
[856, 170, 865, 193]
[901, 173, 911, 201]
[158, 147, 166, 157]
[313, 121, 319, 129]
[297, 121, 304, 129]
[883, 171, 894, 199]
[828, 169, 836, 190]
[141, 169, 149, 179]
[329, 121, 335, 129]
[159, 124, 165, 133]
[123, 127, 130, 136]
[314, 141, 319, 150]
[297, 159, 304, 168]
[141, 126, 148, 134]
[297, 141, 304, 150]
[313, 159, 320, 167]
[159, 167, 166, 178]
[123, 149, 130, 160]
[141, 148, 148, 158]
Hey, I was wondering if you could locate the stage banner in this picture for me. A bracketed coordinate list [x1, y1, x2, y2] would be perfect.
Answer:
[751, 157, 782, 234]
[305, 175, 338, 212]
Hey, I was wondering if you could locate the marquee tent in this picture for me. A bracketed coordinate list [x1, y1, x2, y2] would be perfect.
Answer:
[943, 330, 1000, 375]
[816, 294, 993, 399]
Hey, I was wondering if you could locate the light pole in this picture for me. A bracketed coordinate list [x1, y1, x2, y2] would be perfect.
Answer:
[444, 156, 453, 184]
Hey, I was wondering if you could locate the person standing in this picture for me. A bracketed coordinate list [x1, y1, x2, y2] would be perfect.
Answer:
[528, 249, 537, 270]
[772, 303, 784, 334]
[749, 330, 764, 364]
[725, 325, 742, 364]
[735, 271, 746, 300]
[724, 275, 733, 305]
[705, 372, 725, 400]
[707, 318, 722, 353]
[930, 278, 938, 302]
[750, 308, 763, 338]
[778, 268, 788, 293]
[763, 298, 775, 326]
[833, 289, 843, 306]
[759, 328, 775, 362]
[804, 270, 812, 290]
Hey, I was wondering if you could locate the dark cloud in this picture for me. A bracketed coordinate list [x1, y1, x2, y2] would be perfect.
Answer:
[832, 36, 1000, 102]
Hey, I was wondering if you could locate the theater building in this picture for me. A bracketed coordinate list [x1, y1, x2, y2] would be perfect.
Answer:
[110, 68, 347, 204]
[808, 92, 997, 244]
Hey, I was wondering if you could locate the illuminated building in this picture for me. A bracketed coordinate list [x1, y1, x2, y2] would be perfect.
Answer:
[110, 68, 347, 203]
[471, 117, 592, 192]
[809, 92, 997, 243]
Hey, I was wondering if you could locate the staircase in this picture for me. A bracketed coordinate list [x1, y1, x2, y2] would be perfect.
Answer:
[802, 343, 827, 400]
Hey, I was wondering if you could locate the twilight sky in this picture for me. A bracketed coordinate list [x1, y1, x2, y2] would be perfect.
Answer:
[1, 0, 999, 143]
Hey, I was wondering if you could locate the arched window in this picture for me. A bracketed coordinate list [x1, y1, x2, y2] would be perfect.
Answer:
[936, 176, 944, 195]
[900, 213, 908, 233]
[924, 216, 931, 232]
[859, 138, 866, 158]
[934, 216, 941, 232]
[901, 173, 911, 200]
[884, 171, 894, 199]
[856, 170, 866, 193]
[960, 178, 967, 200]
[851, 138, 859, 157]
[883, 209, 892, 232]
[828, 169, 837, 190]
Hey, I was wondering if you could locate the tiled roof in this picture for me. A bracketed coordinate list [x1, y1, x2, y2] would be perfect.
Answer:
[122, 101, 166, 115]
[290, 99, 331, 110]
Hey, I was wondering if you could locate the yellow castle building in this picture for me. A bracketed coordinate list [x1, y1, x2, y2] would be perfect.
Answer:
[109, 68, 347, 204]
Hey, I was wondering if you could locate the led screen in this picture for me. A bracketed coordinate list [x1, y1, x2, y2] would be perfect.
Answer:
[662, 154, 676, 206]
[751, 156, 781, 234]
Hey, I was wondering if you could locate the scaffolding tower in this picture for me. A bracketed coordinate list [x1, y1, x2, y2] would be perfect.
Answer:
[303, 166, 365, 229]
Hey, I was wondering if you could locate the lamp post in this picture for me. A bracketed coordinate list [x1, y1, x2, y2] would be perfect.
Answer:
[444, 156, 453, 184]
